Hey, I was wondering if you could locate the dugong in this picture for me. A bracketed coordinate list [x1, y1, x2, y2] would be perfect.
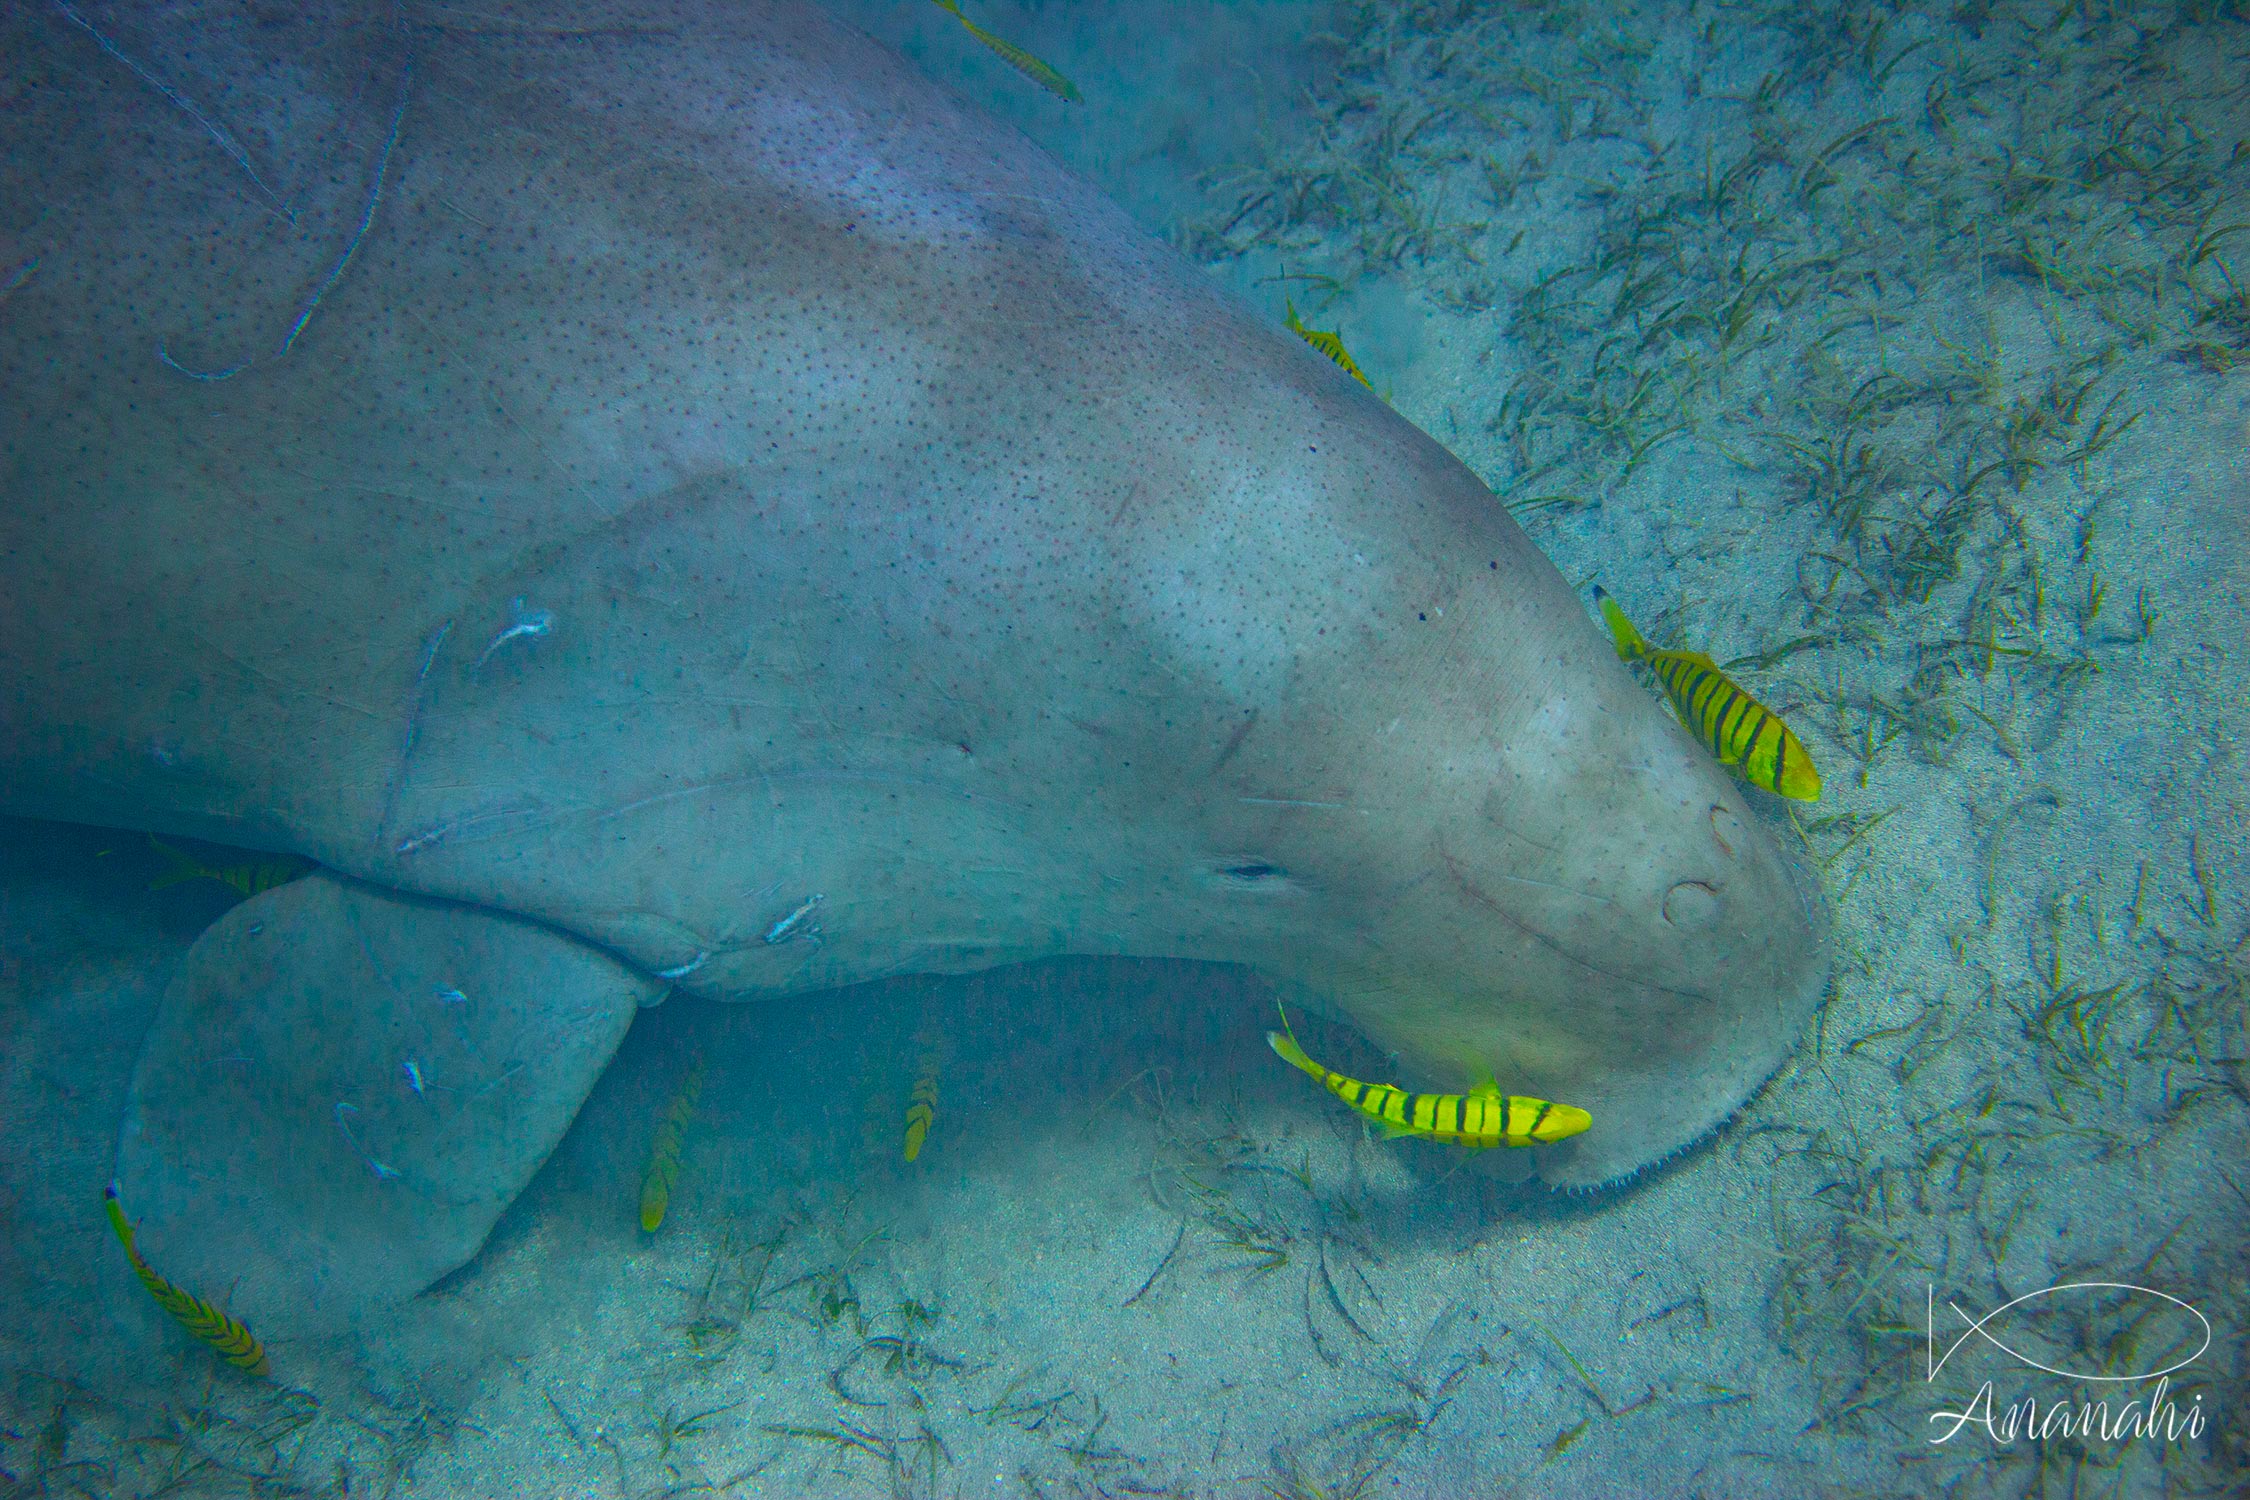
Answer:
[0, 0, 1826, 1334]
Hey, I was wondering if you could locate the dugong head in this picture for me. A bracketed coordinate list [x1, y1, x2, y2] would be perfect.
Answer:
[1020, 317, 1830, 1189]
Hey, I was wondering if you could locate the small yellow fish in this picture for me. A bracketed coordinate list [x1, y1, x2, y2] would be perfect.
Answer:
[1283, 298, 1373, 388]
[1266, 1016, 1590, 1148]
[1594, 588, 1821, 802]
[639, 1056, 705, 1233]
[930, 0, 1081, 103]
[148, 837, 311, 899]
[902, 1059, 940, 1163]
[104, 1184, 269, 1377]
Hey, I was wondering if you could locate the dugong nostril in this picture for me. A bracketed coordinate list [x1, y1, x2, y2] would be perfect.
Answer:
[1663, 880, 1721, 930]
[1709, 804, 1743, 858]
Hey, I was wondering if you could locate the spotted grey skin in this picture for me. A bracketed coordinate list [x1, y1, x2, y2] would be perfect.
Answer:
[0, 0, 1824, 1328]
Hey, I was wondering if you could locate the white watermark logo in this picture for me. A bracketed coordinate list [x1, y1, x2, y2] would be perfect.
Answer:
[1924, 1283, 2212, 1448]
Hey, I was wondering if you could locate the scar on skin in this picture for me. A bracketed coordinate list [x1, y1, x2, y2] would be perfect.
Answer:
[471, 597, 553, 672]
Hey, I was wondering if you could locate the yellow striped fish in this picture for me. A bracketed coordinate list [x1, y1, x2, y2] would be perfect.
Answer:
[931, 0, 1082, 102]
[902, 1057, 940, 1163]
[1266, 1021, 1590, 1148]
[104, 1184, 269, 1377]
[639, 1056, 705, 1233]
[1594, 588, 1821, 802]
[1283, 298, 1373, 388]
[148, 837, 311, 899]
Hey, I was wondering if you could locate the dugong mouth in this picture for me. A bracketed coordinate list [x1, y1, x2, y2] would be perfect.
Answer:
[1540, 858, 1830, 1188]
[1305, 819, 1829, 1190]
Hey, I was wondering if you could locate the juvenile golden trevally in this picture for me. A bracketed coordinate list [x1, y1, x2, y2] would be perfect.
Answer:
[1594, 587, 1821, 802]
[105, 1183, 269, 1376]
[902, 1062, 939, 1162]
[930, 0, 1081, 102]
[1267, 1017, 1590, 1148]
[148, 836, 312, 899]
[1282, 298, 1373, 388]
[639, 1056, 705, 1232]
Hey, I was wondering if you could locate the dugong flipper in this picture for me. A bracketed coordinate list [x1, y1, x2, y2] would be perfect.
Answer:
[115, 875, 652, 1336]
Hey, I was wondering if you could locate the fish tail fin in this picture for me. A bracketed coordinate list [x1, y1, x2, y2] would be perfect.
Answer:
[103, 1181, 140, 1260]
[1591, 587, 1647, 662]
[103, 1182, 164, 1288]
[1266, 1013, 1327, 1083]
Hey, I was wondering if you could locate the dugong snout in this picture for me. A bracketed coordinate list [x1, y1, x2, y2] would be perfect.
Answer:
[1234, 588, 1831, 1191]
[1525, 784, 1825, 1189]
[1467, 702, 1827, 1189]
